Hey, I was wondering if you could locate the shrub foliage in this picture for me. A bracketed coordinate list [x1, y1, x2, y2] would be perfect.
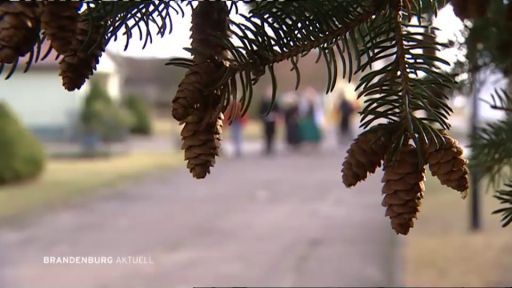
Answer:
[0, 102, 45, 184]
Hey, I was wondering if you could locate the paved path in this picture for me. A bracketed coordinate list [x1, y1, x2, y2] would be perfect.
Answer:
[0, 142, 399, 287]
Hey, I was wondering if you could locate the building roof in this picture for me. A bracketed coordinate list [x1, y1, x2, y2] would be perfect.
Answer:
[110, 53, 186, 90]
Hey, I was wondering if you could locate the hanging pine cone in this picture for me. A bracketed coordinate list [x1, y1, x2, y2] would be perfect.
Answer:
[382, 144, 425, 235]
[181, 107, 223, 179]
[180, 85, 223, 179]
[40, 1, 81, 55]
[341, 125, 391, 187]
[171, 1, 229, 122]
[172, 62, 222, 122]
[190, 1, 229, 63]
[172, 1, 230, 179]
[451, 0, 489, 20]
[0, 2, 40, 64]
[425, 132, 469, 196]
[59, 19, 105, 91]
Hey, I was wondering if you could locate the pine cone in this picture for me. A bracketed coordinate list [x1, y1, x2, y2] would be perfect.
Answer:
[171, 1, 229, 122]
[341, 125, 391, 187]
[0, 2, 40, 64]
[452, 0, 489, 20]
[172, 62, 220, 122]
[425, 132, 469, 195]
[173, 1, 230, 179]
[181, 108, 223, 179]
[382, 144, 425, 235]
[59, 19, 105, 91]
[190, 1, 229, 63]
[40, 1, 81, 55]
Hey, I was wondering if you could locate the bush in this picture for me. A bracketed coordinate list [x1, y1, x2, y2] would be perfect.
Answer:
[0, 102, 45, 184]
[124, 95, 152, 135]
[81, 82, 133, 143]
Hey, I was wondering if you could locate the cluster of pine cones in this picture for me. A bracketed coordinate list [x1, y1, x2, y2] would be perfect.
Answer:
[0, 1, 104, 91]
[342, 126, 469, 235]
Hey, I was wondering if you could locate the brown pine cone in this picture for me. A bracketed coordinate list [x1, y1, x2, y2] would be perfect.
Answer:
[172, 62, 221, 122]
[341, 125, 391, 187]
[452, 0, 489, 20]
[181, 109, 223, 179]
[0, 2, 40, 63]
[59, 19, 105, 91]
[190, 1, 229, 63]
[173, 1, 230, 179]
[382, 144, 425, 235]
[425, 132, 469, 196]
[40, 1, 81, 55]
[171, 1, 229, 122]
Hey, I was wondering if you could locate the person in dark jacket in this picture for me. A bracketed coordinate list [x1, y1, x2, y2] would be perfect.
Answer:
[284, 103, 302, 149]
[339, 95, 355, 142]
[260, 89, 280, 155]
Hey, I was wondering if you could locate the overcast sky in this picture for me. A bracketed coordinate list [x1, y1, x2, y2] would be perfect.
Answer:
[106, 4, 250, 58]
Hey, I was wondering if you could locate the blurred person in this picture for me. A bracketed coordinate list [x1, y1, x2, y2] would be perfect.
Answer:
[282, 92, 302, 149]
[224, 100, 246, 157]
[338, 93, 356, 143]
[298, 87, 322, 147]
[259, 87, 280, 155]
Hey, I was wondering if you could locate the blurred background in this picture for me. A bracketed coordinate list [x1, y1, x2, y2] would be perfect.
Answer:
[0, 2, 511, 287]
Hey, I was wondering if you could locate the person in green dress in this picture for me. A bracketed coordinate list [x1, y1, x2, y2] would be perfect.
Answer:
[298, 88, 322, 145]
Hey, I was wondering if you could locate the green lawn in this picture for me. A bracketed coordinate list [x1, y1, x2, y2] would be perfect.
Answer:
[0, 152, 181, 221]
[404, 175, 512, 286]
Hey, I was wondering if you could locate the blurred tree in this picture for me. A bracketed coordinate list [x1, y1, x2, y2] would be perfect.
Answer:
[124, 95, 153, 136]
[81, 81, 113, 133]
[1, 0, 511, 233]
[80, 82, 132, 155]
[0, 102, 45, 184]
[455, 0, 512, 227]
[465, 0, 512, 74]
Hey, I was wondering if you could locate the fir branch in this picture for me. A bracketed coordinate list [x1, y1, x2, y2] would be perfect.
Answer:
[481, 88, 512, 112]
[355, 1, 453, 157]
[493, 183, 512, 227]
[1, 35, 54, 80]
[490, 107, 512, 113]
[167, 0, 454, 142]
[472, 87, 512, 228]
[169, 0, 380, 115]
[472, 89, 512, 187]
[242, 5, 376, 68]
[470, 117, 512, 187]
[394, 0, 417, 144]
[85, 1, 185, 50]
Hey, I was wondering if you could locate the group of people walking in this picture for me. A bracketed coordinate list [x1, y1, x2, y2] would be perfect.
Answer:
[260, 87, 355, 155]
[225, 86, 356, 157]
[260, 88, 324, 155]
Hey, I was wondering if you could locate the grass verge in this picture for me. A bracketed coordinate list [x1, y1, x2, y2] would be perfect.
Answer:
[404, 175, 512, 286]
[0, 152, 181, 221]
[154, 116, 266, 141]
